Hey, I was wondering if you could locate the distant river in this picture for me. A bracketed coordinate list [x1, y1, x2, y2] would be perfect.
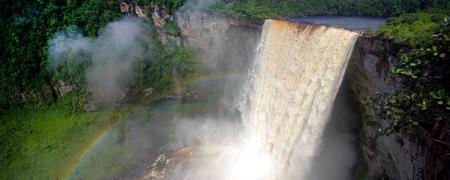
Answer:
[288, 16, 386, 31]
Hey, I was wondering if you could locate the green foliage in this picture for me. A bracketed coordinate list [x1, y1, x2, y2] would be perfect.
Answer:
[0, 0, 196, 112]
[213, 0, 311, 19]
[212, 0, 450, 20]
[50, 41, 93, 111]
[377, 10, 450, 46]
[138, 0, 185, 13]
[0, 0, 121, 111]
[0, 0, 195, 178]
[158, 0, 185, 13]
[139, 44, 198, 95]
[163, 19, 182, 36]
[386, 17, 449, 134]
[0, 105, 130, 179]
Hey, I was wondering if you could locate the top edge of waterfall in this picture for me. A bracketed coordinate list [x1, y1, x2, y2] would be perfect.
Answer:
[266, 19, 362, 34]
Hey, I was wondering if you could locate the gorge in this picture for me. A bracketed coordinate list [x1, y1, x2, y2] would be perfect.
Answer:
[69, 12, 397, 180]
[1, 1, 448, 180]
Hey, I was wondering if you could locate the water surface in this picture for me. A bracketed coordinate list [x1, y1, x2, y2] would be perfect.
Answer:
[288, 16, 386, 31]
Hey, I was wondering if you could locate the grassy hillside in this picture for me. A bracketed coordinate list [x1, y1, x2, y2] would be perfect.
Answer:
[0, 105, 133, 179]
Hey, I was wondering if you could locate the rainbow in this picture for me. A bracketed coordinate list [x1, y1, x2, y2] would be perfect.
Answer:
[63, 72, 245, 178]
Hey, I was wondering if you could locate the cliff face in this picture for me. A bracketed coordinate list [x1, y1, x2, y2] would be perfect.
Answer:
[175, 10, 261, 73]
[151, 6, 442, 179]
[349, 37, 428, 180]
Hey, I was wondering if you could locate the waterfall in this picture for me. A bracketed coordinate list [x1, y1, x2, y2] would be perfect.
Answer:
[241, 20, 359, 178]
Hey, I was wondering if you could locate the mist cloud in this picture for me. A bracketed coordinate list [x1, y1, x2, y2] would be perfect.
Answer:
[48, 17, 153, 105]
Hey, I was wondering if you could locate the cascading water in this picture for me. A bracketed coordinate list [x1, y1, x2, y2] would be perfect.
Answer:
[240, 20, 359, 179]
[140, 19, 360, 180]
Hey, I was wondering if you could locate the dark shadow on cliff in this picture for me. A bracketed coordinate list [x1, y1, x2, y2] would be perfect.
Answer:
[304, 73, 362, 180]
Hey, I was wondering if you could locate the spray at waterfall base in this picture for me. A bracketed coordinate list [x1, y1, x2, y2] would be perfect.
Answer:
[148, 134, 277, 179]
[148, 19, 358, 180]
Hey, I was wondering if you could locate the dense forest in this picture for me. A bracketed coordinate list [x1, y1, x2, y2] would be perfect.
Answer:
[0, 1, 196, 178]
[213, 0, 450, 19]
[2, 0, 449, 112]
[1, 0, 120, 111]
[0, 0, 449, 179]
[0, 0, 196, 113]
[378, 11, 449, 136]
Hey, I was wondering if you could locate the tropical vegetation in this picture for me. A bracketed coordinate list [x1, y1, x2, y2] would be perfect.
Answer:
[0, 0, 196, 179]
[212, 0, 450, 20]
[380, 12, 449, 137]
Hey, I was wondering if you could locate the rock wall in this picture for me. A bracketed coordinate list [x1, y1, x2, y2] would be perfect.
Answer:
[140, 4, 447, 179]
[120, 0, 148, 18]
[172, 10, 438, 178]
[349, 36, 429, 180]
[175, 10, 261, 73]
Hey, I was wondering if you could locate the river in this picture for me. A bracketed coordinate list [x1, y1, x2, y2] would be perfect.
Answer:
[288, 16, 386, 31]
